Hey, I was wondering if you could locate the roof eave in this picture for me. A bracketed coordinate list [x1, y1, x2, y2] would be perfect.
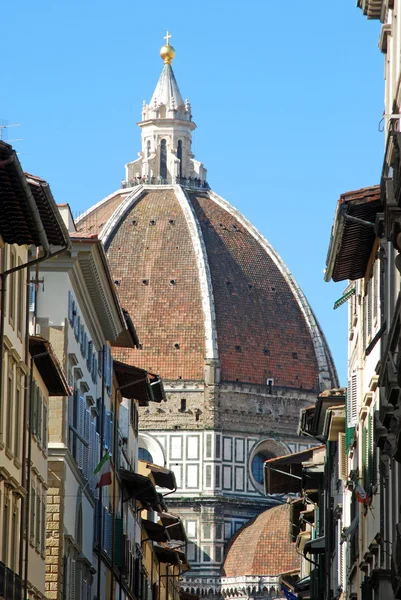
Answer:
[29, 336, 70, 396]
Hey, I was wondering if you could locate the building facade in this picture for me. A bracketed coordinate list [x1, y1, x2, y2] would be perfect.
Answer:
[0, 141, 71, 600]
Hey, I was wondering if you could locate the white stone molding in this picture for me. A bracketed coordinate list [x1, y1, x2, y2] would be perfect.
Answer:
[175, 186, 219, 365]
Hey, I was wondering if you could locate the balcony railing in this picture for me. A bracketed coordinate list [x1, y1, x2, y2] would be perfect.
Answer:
[0, 563, 22, 600]
[121, 176, 210, 190]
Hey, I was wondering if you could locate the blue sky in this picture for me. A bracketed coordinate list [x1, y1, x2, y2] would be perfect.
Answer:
[2, 1, 383, 385]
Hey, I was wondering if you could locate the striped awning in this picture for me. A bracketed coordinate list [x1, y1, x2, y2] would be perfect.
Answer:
[333, 287, 356, 310]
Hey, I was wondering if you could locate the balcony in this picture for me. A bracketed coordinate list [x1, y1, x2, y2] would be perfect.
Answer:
[0, 563, 22, 600]
[121, 176, 210, 190]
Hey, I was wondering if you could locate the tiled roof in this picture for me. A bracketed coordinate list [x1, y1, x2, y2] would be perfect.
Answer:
[105, 189, 205, 379]
[188, 192, 319, 389]
[222, 504, 299, 577]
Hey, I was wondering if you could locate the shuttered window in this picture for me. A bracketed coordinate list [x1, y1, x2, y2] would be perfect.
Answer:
[367, 279, 372, 339]
[338, 433, 347, 480]
[347, 372, 358, 427]
[70, 559, 76, 600]
[30, 484, 35, 542]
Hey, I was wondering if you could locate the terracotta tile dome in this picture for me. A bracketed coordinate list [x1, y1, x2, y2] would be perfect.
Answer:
[222, 504, 299, 577]
[77, 186, 337, 389]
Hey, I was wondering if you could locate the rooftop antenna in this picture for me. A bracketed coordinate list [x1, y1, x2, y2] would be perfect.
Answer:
[0, 122, 23, 144]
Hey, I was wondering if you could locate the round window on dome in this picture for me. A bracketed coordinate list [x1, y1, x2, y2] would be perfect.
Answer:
[248, 438, 290, 494]
[138, 447, 153, 463]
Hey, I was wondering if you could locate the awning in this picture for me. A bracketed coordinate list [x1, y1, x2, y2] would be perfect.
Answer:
[143, 462, 176, 490]
[153, 544, 180, 565]
[159, 513, 187, 543]
[119, 469, 164, 510]
[142, 519, 168, 543]
[302, 389, 346, 438]
[264, 448, 317, 494]
[180, 591, 199, 600]
[333, 287, 356, 310]
[29, 336, 70, 396]
[302, 463, 324, 493]
[114, 360, 161, 406]
[323, 405, 345, 442]
[325, 185, 381, 283]
[304, 536, 325, 556]
[0, 142, 69, 247]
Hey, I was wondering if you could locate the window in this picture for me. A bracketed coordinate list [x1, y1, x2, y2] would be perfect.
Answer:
[6, 362, 14, 452]
[138, 448, 153, 463]
[177, 140, 183, 178]
[347, 372, 358, 427]
[160, 139, 167, 180]
[215, 435, 221, 458]
[215, 465, 221, 488]
[180, 398, 186, 412]
[36, 492, 41, 549]
[215, 546, 222, 563]
[11, 499, 18, 571]
[203, 524, 211, 539]
[14, 384, 21, 458]
[205, 465, 212, 488]
[30, 484, 35, 543]
[3, 492, 9, 564]
[147, 140, 151, 158]
[9, 249, 16, 326]
[251, 454, 265, 484]
[17, 261, 25, 336]
[202, 546, 211, 562]
[205, 434, 212, 458]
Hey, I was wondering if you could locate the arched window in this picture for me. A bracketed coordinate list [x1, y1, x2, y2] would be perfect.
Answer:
[146, 140, 151, 158]
[160, 139, 167, 180]
[139, 447, 153, 463]
[177, 140, 183, 178]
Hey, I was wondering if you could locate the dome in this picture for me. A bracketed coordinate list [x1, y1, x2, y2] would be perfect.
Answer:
[77, 186, 337, 391]
[222, 504, 299, 578]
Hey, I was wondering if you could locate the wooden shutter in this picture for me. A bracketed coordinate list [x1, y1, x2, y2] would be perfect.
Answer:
[83, 409, 90, 479]
[68, 291, 73, 324]
[373, 261, 378, 322]
[361, 295, 366, 350]
[338, 433, 347, 480]
[70, 559, 76, 600]
[37, 389, 42, 446]
[348, 372, 358, 426]
[30, 485, 35, 542]
[77, 397, 85, 470]
[367, 279, 372, 339]
[41, 498, 46, 553]
[36, 493, 41, 549]
[43, 403, 48, 452]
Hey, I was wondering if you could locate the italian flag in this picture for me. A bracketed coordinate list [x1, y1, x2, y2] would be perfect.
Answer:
[94, 451, 112, 488]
